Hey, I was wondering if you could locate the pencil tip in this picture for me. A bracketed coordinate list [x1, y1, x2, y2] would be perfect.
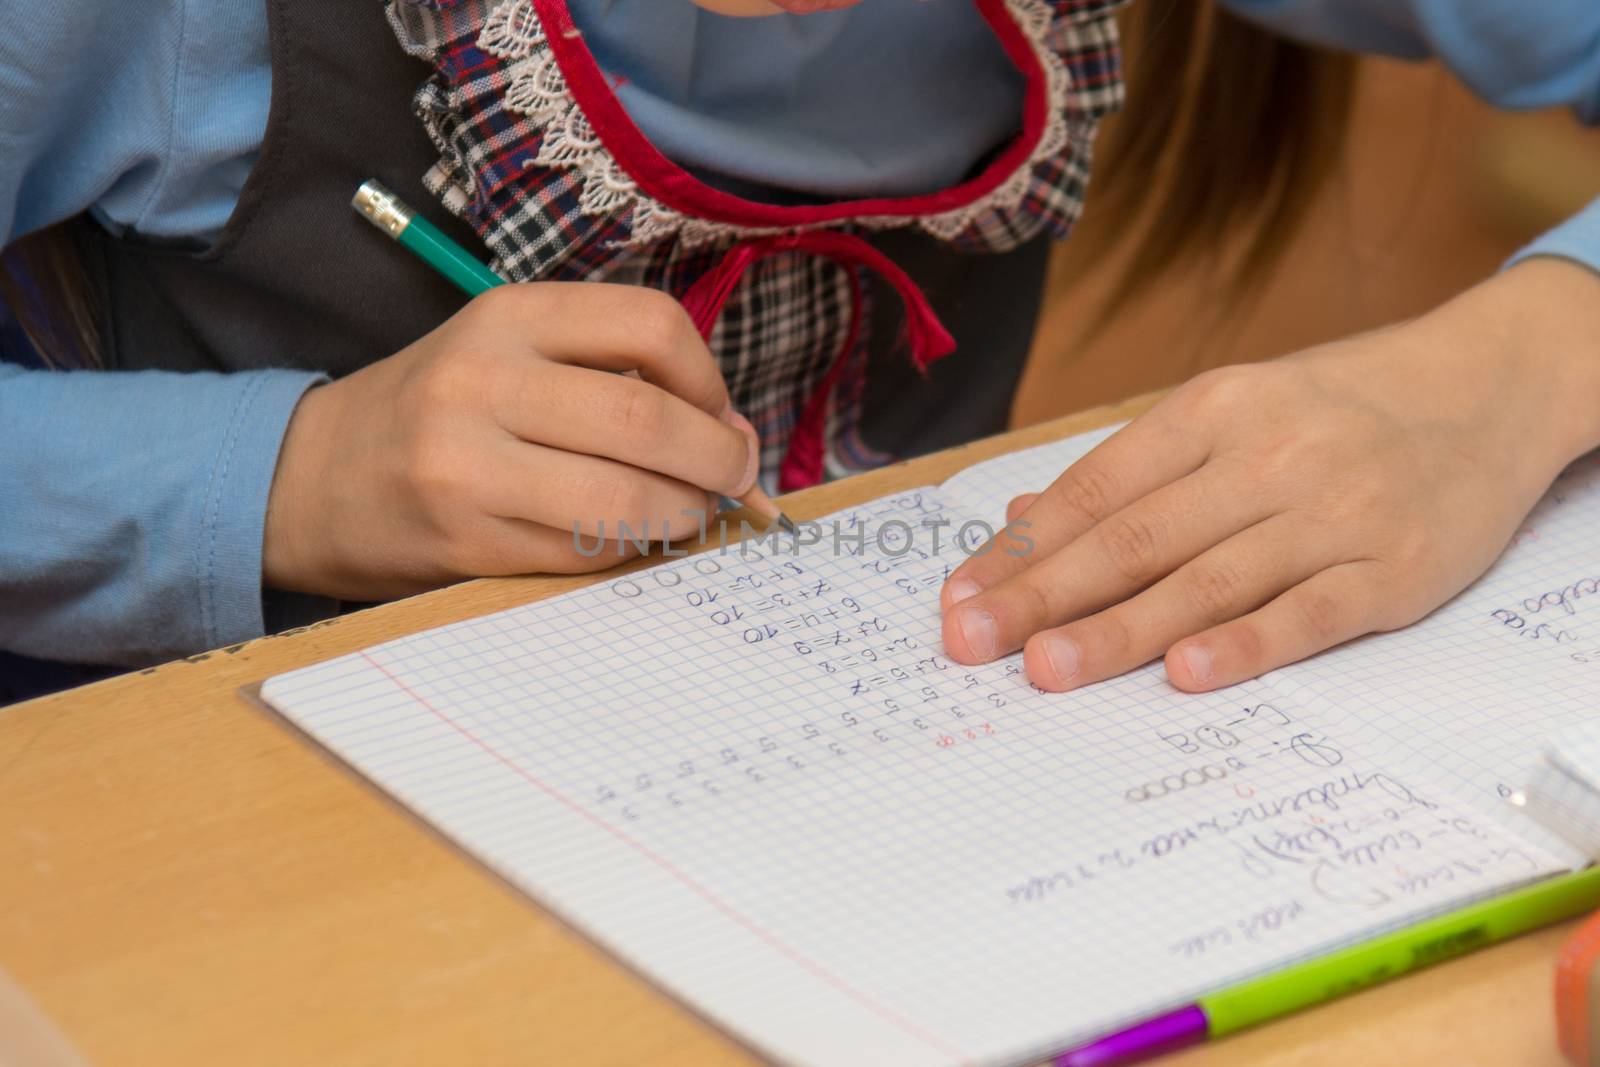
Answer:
[776, 513, 800, 537]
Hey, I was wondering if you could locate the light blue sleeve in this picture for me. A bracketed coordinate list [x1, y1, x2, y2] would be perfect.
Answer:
[1511, 197, 1600, 277]
[0, 1, 268, 245]
[0, 366, 326, 666]
[1220, 0, 1600, 276]
[1, 2, 300, 667]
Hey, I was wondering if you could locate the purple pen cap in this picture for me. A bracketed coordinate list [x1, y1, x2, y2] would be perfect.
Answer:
[1054, 1004, 1209, 1067]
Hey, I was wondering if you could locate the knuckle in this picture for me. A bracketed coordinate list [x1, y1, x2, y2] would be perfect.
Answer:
[1293, 587, 1346, 645]
[1184, 560, 1246, 623]
[1388, 527, 1434, 573]
[1015, 577, 1056, 627]
[603, 380, 670, 442]
[1320, 477, 1386, 525]
[629, 288, 697, 355]
[406, 436, 469, 501]
[468, 282, 522, 320]
[457, 284, 539, 340]
[1183, 364, 1252, 409]
[1096, 512, 1165, 584]
[1363, 568, 1423, 632]
[434, 530, 485, 577]
[1227, 619, 1267, 665]
[1093, 610, 1135, 659]
[1055, 461, 1120, 525]
[587, 472, 650, 525]
[997, 575, 1055, 633]
[1253, 438, 1313, 486]
[412, 350, 486, 409]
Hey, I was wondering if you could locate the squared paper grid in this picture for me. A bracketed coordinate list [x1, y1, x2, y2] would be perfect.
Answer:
[261, 438, 1586, 1067]
[1261, 453, 1600, 864]
[955, 434, 1600, 861]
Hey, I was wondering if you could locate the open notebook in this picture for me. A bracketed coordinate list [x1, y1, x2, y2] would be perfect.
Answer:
[261, 426, 1600, 1067]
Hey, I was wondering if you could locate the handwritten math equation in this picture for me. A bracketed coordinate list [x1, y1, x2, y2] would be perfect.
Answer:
[1488, 574, 1600, 665]
[589, 493, 1038, 824]
[1483, 455, 1600, 666]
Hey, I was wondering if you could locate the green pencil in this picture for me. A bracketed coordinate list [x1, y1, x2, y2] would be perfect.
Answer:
[352, 179, 505, 296]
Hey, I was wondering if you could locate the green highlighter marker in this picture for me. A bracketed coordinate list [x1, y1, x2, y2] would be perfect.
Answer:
[1059, 865, 1600, 1065]
[1207, 865, 1600, 1034]
[352, 179, 505, 297]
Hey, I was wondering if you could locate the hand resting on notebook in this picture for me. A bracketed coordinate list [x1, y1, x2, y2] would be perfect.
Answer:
[941, 258, 1600, 695]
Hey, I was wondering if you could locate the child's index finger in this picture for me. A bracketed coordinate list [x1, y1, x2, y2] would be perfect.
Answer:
[939, 412, 1208, 610]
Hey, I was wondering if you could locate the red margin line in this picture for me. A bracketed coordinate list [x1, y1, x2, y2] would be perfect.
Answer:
[359, 651, 974, 1066]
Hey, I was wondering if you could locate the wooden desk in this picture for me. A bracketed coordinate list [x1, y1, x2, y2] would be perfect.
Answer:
[0, 393, 1570, 1067]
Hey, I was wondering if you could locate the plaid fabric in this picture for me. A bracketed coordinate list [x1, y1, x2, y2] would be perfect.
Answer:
[605, 244, 864, 489]
[386, 0, 1127, 490]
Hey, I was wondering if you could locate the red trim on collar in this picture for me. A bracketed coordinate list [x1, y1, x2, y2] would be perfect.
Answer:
[530, 0, 1048, 228]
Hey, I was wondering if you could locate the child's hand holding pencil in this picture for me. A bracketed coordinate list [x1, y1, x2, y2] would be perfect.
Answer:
[262, 277, 768, 601]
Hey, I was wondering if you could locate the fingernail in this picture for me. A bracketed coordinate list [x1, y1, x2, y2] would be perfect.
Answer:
[1041, 634, 1080, 686]
[1181, 644, 1213, 685]
[722, 411, 759, 494]
[738, 432, 759, 496]
[945, 578, 981, 606]
[956, 606, 997, 660]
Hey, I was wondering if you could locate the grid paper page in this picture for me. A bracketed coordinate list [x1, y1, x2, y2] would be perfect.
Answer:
[948, 429, 1600, 861]
[1264, 452, 1600, 865]
[939, 424, 1123, 530]
[262, 487, 1562, 1067]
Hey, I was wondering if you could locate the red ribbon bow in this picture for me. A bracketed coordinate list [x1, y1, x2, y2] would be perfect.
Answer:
[681, 231, 957, 491]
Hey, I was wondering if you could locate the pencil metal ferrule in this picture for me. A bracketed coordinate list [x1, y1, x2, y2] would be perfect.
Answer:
[353, 180, 414, 240]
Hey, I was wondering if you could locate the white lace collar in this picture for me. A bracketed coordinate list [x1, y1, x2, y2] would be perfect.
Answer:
[474, 0, 1077, 249]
